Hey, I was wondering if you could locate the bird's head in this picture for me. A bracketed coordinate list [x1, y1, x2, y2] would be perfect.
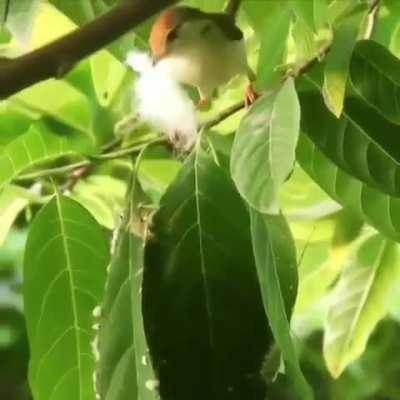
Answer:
[149, 7, 243, 62]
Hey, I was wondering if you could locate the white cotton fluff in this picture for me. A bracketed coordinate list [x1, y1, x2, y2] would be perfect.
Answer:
[126, 51, 198, 151]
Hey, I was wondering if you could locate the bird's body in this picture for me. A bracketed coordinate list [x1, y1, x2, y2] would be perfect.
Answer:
[149, 7, 255, 106]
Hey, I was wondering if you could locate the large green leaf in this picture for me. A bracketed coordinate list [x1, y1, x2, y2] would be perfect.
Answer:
[297, 134, 400, 243]
[299, 78, 400, 197]
[322, 10, 364, 117]
[13, 80, 94, 139]
[24, 194, 109, 400]
[350, 39, 400, 124]
[0, 123, 92, 190]
[231, 78, 300, 214]
[250, 209, 313, 400]
[143, 148, 272, 399]
[324, 234, 400, 377]
[96, 164, 157, 400]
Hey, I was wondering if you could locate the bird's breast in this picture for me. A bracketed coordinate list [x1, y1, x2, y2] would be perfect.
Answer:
[157, 38, 248, 93]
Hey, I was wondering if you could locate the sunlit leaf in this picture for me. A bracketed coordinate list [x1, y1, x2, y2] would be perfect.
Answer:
[71, 175, 127, 229]
[231, 78, 300, 214]
[24, 194, 109, 399]
[0, 123, 92, 190]
[324, 234, 400, 377]
[0, 185, 29, 246]
[244, 1, 292, 87]
[90, 50, 127, 107]
[13, 80, 94, 139]
[323, 10, 364, 117]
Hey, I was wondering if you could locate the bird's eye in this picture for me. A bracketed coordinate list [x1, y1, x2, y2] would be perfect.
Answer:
[167, 28, 178, 42]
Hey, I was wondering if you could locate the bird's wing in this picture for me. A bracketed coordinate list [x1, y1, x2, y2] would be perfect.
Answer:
[208, 14, 243, 41]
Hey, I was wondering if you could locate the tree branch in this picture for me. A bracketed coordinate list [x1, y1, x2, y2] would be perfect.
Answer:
[0, 0, 177, 99]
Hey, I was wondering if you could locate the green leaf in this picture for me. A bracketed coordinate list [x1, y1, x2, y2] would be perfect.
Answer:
[13, 80, 94, 140]
[97, 164, 157, 400]
[249, 209, 313, 400]
[71, 175, 127, 229]
[290, 0, 316, 33]
[24, 194, 109, 400]
[299, 79, 400, 197]
[231, 78, 300, 214]
[350, 39, 400, 124]
[0, 102, 38, 148]
[0, 185, 29, 246]
[297, 134, 400, 243]
[281, 165, 341, 221]
[324, 234, 400, 377]
[90, 50, 127, 107]
[0, 123, 91, 190]
[143, 148, 272, 399]
[323, 10, 364, 117]
[294, 209, 363, 316]
[244, 1, 292, 88]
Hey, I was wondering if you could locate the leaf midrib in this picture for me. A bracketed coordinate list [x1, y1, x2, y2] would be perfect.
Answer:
[55, 194, 83, 400]
[194, 150, 215, 349]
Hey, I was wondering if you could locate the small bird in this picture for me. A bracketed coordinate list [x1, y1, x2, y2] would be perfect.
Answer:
[149, 6, 257, 108]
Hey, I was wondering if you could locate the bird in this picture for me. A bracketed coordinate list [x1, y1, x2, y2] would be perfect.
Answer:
[149, 6, 257, 109]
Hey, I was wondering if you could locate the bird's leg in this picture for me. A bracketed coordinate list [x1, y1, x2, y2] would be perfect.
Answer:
[196, 88, 211, 110]
[245, 67, 259, 108]
[245, 83, 258, 107]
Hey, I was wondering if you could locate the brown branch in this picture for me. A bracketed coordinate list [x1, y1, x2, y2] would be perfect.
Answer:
[0, 0, 177, 99]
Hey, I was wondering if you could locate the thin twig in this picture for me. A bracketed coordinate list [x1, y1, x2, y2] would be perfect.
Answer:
[15, 141, 165, 182]
[225, 0, 242, 18]
[201, 100, 246, 130]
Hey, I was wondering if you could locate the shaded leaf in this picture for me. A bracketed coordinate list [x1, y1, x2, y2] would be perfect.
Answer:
[250, 209, 312, 400]
[97, 163, 157, 400]
[143, 148, 272, 400]
[24, 195, 109, 400]
[350, 39, 400, 124]
[231, 78, 300, 214]
[299, 78, 400, 197]
[297, 134, 400, 243]
[324, 234, 400, 377]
